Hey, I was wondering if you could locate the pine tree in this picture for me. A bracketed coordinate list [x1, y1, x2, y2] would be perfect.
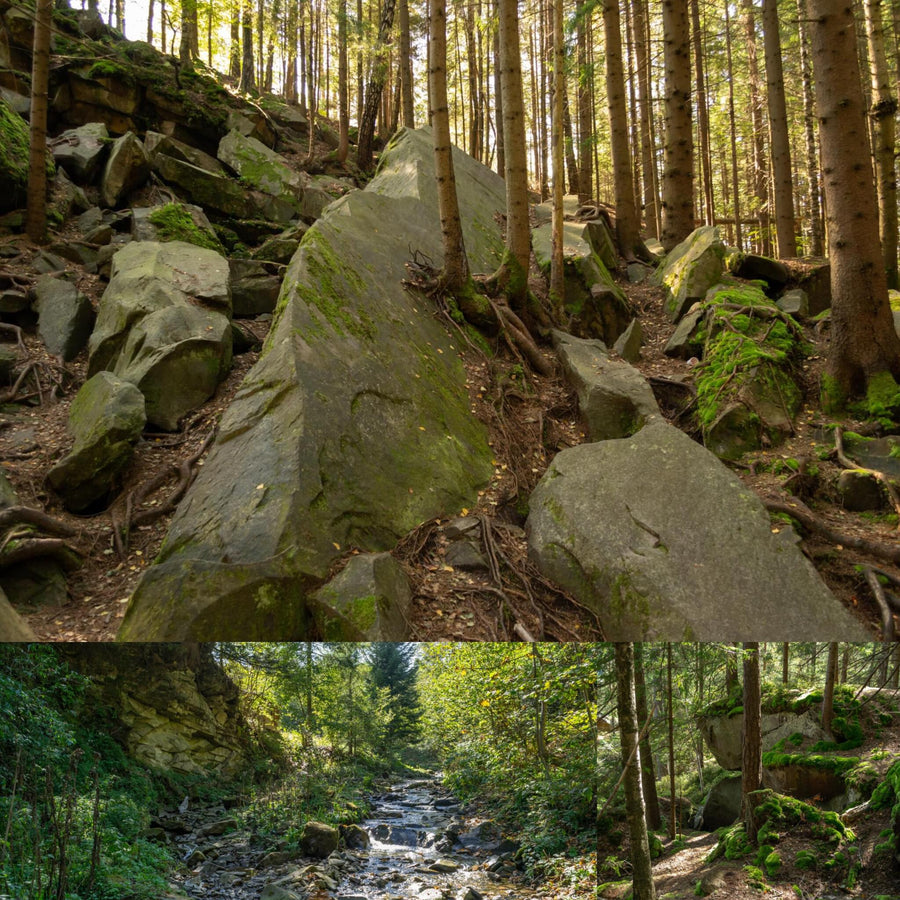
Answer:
[369, 643, 421, 750]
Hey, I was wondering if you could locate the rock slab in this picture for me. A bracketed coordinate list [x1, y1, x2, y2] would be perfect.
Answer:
[526, 421, 871, 639]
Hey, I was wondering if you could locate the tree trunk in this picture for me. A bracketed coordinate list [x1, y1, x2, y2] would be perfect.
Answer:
[797, 0, 823, 256]
[666, 642, 677, 839]
[762, 0, 797, 257]
[286, 0, 299, 104]
[782, 642, 789, 684]
[603, 0, 642, 260]
[240, 0, 256, 93]
[690, 0, 714, 225]
[724, 0, 742, 249]
[26, 0, 52, 244]
[549, 0, 566, 313]
[147, 0, 155, 44]
[337, 0, 349, 162]
[230, 0, 241, 80]
[562, 92, 580, 195]
[741, 643, 762, 842]
[743, 0, 771, 255]
[634, 644, 661, 831]
[357, 0, 399, 171]
[660, 0, 694, 250]
[725, 644, 738, 696]
[430, 0, 470, 292]
[822, 641, 839, 735]
[490, 0, 531, 309]
[615, 642, 657, 900]
[633, 0, 657, 236]
[576, 0, 593, 202]
[180, 0, 197, 68]
[807, 0, 900, 403]
[399, 0, 415, 127]
[864, 0, 899, 288]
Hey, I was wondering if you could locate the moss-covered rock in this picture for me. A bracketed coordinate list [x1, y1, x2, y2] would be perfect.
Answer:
[653, 225, 726, 322]
[47, 371, 146, 512]
[120, 127, 496, 639]
[141, 202, 225, 253]
[217, 129, 304, 214]
[0, 97, 35, 213]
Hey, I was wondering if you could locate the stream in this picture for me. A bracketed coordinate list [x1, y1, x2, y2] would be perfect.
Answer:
[162, 776, 537, 900]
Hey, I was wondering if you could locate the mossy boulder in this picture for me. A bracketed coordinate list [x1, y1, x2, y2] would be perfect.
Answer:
[100, 131, 150, 208]
[217, 129, 304, 214]
[653, 225, 726, 322]
[119, 127, 495, 639]
[552, 330, 659, 441]
[133, 203, 224, 253]
[47, 371, 146, 512]
[532, 221, 632, 344]
[695, 282, 803, 460]
[0, 96, 31, 213]
[525, 420, 870, 639]
[311, 552, 411, 639]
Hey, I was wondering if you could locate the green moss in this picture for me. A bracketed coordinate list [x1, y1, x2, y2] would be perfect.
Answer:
[148, 204, 225, 254]
[87, 59, 133, 83]
[820, 373, 847, 413]
[762, 849, 781, 877]
[742, 864, 767, 891]
[761, 750, 860, 775]
[866, 371, 900, 422]
[794, 848, 817, 870]
[0, 98, 32, 196]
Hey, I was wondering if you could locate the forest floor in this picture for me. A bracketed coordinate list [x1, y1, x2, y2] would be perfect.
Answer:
[2, 177, 899, 639]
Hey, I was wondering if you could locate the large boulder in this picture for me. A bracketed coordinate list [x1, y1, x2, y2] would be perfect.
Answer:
[300, 822, 339, 859]
[118, 127, 496, 640]
[653, 225, 726, 322]
[51, 121, 109, 183]
[695, 774, 742, 830]
[47, 372, 146, 512]
[33, 275, 95, 361]
[217, 129, 304, 213]
[525, 421, 871, 639]
[698, 709, 831, 771]
[532, 221, 632, 344]
[88, 240, 231, 373]
[144, 130, 226, 176]
[100, 132, 150, 208]
[552, 330, 660, 441]
[0, 96, 31, 212]
[311, 552, 412, 640]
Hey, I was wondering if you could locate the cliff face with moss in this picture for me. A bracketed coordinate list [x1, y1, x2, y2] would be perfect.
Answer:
[61, 644, 248, 775]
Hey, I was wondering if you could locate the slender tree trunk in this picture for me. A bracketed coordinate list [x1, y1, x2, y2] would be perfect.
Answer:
[539, 0, 549, 200]
[841, 644, 850, 683]
[744, 0, 771, 254]
[741, 643, 762, 842]
[660, 0, 694, 250]
[180, 0, 197, 68]
[762, 0, 797, 257]
[634, 644, 661, 831]
[399, 0, 415, 126]
[549, 0, 566, 312]
[240, 0, 256, 92]
[808, 0, 900, 402]
[782, 642, 790, 684]
[430, 0, 469, 291]
[337, 0, 350, 162]
[562, 92, 580, 195]
[230, 0, 241, 79]
[633, 0, 657, 236]
[603, 0, 642, 260]
[797, 0, 823, 255]
[357, 0, 399, 170]
[286, 0, 299, 104]
[577, 0, 593, 202]
[725, 644, 738, 696]
[493, 0, 504, 176]
[864, 0, 899, 288]
[666, 642, 677, 839]
[492, 0, 531, 309]
[690, 0, 714, 225]
[147, 0, 155, 44]
[615, 643, 657, 900]
[822, 641, 839, 735]
[723, 0, 742, 249]
[27, 0, 52, 244]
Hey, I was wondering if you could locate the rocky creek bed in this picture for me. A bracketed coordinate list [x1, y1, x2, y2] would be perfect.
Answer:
[159, 777, 543, 900]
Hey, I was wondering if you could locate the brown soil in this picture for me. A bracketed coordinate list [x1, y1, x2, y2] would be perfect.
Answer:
[2, 194, 899, 640]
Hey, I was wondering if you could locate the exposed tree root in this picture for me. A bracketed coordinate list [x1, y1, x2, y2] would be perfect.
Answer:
[0, 506, 78, 537]
[0, 537, 82, 570]
[834, 426, 900, 526]
[111, 429, 215, 557]
[862, 566, 896, 641]
[764, 496, 900, 565]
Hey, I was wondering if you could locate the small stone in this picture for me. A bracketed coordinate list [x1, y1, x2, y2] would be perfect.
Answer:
[836, 469, 885, 512]
[199, 817, 237, 837]
[443, 517, 480, 540]
[444, 541, 488, 572]
[612, 318, 643, 363]
[429, 859, 461, 873]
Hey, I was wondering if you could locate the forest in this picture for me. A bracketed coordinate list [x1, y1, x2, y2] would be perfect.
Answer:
[1, 642, 899, 900]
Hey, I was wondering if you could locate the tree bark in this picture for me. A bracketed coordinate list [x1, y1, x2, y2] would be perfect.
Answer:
[491, 0, 532, 309]
[576, 0, 593, 202]
[430, 0, 470, 292]
[603, 0, 642, 260]
[26, 0, 52, 244]
[743, 0, 771, 255]
[399, 0, 415, 127]
[690, 0, 714, 226]
[741, 643, 762, 842]
[549, 0, 566, 313]
[660, 0, 694, 250]
[357, 0, 399, 170]
[724, 1, 742, 249]
[666, 642, 677, 839]
[822, 641, 839, 735]
[807, 0, 900, 402]
[632, 0, 657, 237]
[337, 0, 349, 162]
[240, 0, 256, 93]
[615, 642, 657, 900]
[797, 0, 823, 255]
[634, 644, 661, 830]
[782, 642, 790, 684]
[864, 0, 899, 288]
[230, 0, 242, 80]
[762, 0, 797, 257]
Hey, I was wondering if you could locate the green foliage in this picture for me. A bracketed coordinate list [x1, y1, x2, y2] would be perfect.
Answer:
[742, 864, 768, 891]
[865, 371, 900, 424]
[148, 203, 225, 253]
[794, 849, 817, 870]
